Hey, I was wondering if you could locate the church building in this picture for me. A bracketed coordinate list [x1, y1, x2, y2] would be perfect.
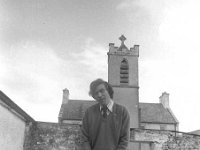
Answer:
[58, 35, 179, 132]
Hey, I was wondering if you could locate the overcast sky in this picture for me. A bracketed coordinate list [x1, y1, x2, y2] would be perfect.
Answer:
[1, 0, 200, 132]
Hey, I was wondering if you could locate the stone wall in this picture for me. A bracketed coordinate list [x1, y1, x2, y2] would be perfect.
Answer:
[132, 128, 200, 150]
[23, 122, 83, 150]
[24, 122, 200, 150]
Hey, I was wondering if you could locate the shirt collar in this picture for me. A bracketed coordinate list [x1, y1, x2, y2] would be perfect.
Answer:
[100, 99, 114, 112]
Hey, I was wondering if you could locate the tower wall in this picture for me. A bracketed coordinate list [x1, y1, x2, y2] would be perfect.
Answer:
[113, 87, 139, 128]
[107, 35, 139, 128]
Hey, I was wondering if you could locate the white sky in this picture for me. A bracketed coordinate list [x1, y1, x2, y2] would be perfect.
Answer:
[0, 0, 200, 132]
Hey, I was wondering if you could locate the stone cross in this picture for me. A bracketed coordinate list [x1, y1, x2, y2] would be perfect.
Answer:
[119, 35, 126, 45]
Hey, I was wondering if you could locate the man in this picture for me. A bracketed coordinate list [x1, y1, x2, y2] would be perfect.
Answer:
[81, 78, 130, 150]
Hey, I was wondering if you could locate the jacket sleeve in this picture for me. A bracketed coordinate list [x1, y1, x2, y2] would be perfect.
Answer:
[116, 107, 130, 150]
[81, 109, 92, 150]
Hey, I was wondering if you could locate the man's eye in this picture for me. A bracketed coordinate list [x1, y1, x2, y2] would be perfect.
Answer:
[95, 91, 100, 95]
[100, 89, 105, 93]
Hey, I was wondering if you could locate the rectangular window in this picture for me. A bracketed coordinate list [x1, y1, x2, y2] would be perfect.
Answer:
[160, 124, 166, 130]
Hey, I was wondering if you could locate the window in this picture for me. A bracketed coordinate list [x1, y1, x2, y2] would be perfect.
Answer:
[120, 59, 129, 84]
[160, 124, 166, 130]
[140, 125, 145, 129]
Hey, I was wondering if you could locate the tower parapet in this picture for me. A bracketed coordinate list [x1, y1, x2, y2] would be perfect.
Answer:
[108, 35, 139, 57]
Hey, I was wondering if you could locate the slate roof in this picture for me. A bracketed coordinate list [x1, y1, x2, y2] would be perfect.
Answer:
[139, 103, 177, 124]
[59, 100, 177, 124]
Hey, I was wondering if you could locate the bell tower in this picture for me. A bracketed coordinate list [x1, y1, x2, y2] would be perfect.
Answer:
[107, 35, 139, 128]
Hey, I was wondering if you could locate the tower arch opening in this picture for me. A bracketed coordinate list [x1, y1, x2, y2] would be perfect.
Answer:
[120, 58, 129, 85]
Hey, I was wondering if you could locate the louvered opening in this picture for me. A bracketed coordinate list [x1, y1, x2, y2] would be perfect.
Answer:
[120, 59, 129, 84]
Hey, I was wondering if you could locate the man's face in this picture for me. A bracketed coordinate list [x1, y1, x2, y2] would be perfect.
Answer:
[94, 83, 111, 105]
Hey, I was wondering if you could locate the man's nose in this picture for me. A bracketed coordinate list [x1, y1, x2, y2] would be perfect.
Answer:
[97, 92, 102, 97]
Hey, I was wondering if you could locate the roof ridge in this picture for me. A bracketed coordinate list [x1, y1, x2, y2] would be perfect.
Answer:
[0, 91, 35, 122]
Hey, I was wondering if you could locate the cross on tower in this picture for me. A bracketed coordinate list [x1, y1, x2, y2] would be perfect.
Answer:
[119, 35, 126, 45]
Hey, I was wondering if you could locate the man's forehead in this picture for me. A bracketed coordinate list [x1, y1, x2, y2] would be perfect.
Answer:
[94, 83, 106, 92]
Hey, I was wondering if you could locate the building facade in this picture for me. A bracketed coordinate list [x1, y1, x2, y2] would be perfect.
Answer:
[59, 35, 178, 131]
[58, 36, 179, 150]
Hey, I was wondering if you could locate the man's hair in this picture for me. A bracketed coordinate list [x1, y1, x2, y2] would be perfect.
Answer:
[89, 78, 114, 99]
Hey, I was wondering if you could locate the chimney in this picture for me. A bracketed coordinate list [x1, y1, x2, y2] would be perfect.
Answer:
[62, 88, 69, 104]
[133, 45, 139, 51]
[159, 92, 169, 108]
